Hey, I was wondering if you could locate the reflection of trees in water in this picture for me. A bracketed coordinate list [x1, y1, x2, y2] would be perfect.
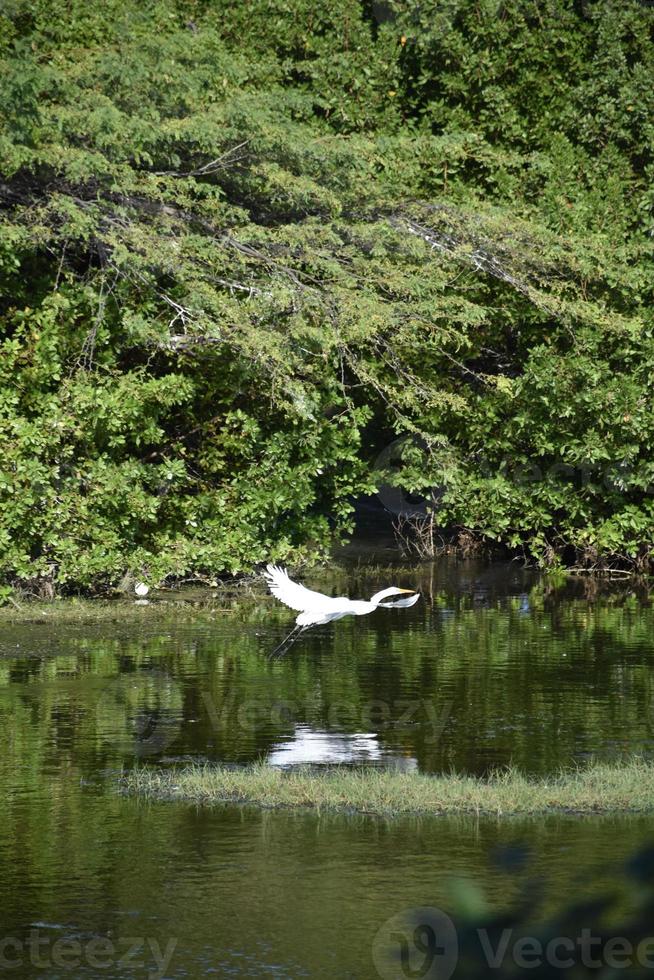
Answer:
[1, 592, 654, 967]
[1, 579, 654, 783]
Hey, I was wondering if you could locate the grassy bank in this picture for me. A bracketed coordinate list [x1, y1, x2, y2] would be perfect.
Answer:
[0, 578, 268, 624]
[0, 562, 421, 623]
[124, 760, 654, 817]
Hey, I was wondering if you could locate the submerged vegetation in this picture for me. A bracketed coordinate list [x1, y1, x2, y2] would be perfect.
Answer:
[124, 759, 654, 816]
[2, 1, 654, 595]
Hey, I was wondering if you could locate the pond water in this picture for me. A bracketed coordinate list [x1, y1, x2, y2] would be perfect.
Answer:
[1, 555, 654, 977]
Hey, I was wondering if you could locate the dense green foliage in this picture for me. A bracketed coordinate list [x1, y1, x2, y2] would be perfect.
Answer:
[1, 0, 654, 591]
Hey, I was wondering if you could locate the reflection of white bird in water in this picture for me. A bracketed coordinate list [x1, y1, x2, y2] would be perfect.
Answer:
[264, 564, 419, 654]
[267, 726, 419, 770]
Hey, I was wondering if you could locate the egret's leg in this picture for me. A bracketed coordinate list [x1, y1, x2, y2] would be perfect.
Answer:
[269, 624, 301, 658]
[283, 625, 309, 652]
[269, 624, 310, 659]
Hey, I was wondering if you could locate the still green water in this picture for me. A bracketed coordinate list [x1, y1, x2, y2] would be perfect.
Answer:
[1, 557, 654, 978]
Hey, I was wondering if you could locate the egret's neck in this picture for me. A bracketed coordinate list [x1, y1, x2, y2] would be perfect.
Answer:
[370, 587, 401, 605]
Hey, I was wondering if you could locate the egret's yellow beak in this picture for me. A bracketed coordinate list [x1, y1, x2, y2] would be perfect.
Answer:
[398, 588, 416, 593]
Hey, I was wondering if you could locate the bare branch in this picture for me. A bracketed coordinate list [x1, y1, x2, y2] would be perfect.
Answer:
[152, 141, 251, 178]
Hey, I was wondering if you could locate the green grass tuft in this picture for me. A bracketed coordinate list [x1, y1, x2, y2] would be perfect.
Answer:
[123, 759, 654, 817]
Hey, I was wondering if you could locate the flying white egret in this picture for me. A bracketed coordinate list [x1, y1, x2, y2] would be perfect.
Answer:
[264, 564, 419, 654]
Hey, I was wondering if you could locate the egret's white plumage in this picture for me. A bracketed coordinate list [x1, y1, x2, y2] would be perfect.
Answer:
[264, 564, 419, 633]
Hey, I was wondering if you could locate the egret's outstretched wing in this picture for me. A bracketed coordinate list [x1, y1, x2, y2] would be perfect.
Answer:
[264, 564, 330, 612]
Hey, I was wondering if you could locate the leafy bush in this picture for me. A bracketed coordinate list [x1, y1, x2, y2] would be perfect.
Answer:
[1, 0, 653, 593]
